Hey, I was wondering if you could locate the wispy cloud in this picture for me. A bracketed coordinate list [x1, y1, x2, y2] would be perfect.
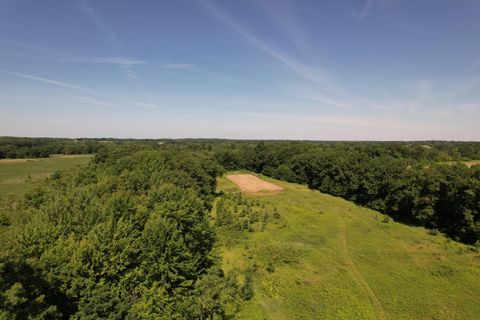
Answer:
[291, 88, 352, 110]
[161, 63, 194, 70]
[78, 0, 146, 80]
[255, 0, 311, 56]
[352, 0, 377, 21]
[0, 40, 145, 66]
[198, 0, 455, 118]
[0, 40, 146, 80]
[198, 0, 330, 85]
[0, 69, 95, 92]
[79, 0, 117, 44]
[426, 103, 480, 119]
[0, 40, 77, 59]
[75, 94, 165, 112]
[0, 69, 166, 112]
[158, 62, 236, 83]
[291, 87, 391, 111]
[72, 95, 114, 107]
[67, 57, 147, 65]
[198, 1, 395, 112]
[198, 0, 391, 113]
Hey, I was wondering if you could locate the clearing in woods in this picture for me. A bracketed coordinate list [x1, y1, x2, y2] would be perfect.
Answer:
[216, 173, 480, 319]
[0, 154, 93, 198]
[0, 154, 94, 249]
[226, 174, 283, 193]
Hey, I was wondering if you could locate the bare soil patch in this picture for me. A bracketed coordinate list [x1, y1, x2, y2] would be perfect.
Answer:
[0, 159, 38, 163]
[464, 160, 480, 168]
[226, 174, 283, 193]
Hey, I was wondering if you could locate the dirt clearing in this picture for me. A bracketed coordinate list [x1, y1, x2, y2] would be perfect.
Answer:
[0, 159, 37, 163]
[226, 174, 283, 193]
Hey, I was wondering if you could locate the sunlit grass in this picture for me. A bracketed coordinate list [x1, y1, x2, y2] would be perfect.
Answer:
[0, 154, 92, 198]
[217, 173, 480, 319]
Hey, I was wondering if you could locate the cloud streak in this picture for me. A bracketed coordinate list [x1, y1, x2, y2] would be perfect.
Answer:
[0, 40, 78, 59]
[198, 0, 391, 112]
[290, 87, 392, 111]
[0, 40, 146, 81]
[0, 69, 167, 112]
[198, 1, 397, 113]
[161, 63, 194, 70]
[255, 0, 311, 56]
[67, 57, 147, 65]
[291, 88, 352, 110]
[157, 62, 237, 83]
[78, 0, 146, 80]
[198, 0, 329, 85]
[0, 69, 95, 92]
[0, 40, 145, 67]
[353, 0, 377, 21]
[79, 0, 118, 44]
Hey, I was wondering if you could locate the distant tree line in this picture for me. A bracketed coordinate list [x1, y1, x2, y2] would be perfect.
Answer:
[0, 137, 100, 158]
[0, 137, 168, 159]
[213, 141, 480, 244]
[0, 147, 244, 319]
[4, 137, 480, 161]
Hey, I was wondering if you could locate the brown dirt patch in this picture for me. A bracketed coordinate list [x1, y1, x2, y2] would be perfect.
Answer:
[464, 160, 480, 168]
[0, 159, 37, 163]
[226, 174, 283, 193]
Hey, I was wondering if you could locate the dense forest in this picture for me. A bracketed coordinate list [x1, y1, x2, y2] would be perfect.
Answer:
[0, 146, 245, 319]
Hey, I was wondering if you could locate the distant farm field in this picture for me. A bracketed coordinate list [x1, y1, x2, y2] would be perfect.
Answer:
[0, 154, 93, 198]
[216, 173, 480, 319]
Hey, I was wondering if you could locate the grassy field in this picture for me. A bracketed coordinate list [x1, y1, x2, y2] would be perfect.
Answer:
[0, 154, 93, 198]
[0, 154, 93, 249]
[216, 173, 480, 320]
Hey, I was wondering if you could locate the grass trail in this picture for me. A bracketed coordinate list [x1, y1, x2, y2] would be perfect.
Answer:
[338, 215, 385, 320]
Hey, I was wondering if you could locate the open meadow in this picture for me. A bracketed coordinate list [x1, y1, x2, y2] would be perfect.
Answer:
[0, 154, 92, 199]
[217, 173, 480, 320]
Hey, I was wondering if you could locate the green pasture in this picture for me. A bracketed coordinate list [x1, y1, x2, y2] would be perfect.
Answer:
[217, 173, 480, 320]
[0, 154, 92, 198]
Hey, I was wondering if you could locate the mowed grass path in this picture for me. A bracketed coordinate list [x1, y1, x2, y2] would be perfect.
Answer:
[217, 173, 480, 320]
[0, 155, 93, 198]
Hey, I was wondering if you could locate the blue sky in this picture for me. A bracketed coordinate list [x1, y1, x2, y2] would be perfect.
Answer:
[0, 0, 479, 140]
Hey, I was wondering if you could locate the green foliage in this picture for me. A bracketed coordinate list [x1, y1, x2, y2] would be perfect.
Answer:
[0, 148, 235, 319]
[240, 268, 254, 301]
[214, 192, 280, 234]
[213, 141, 480, 244]
[0, 211, 9, 227]
[0, 137, 103, 159]
[265, 263, 275, 273]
